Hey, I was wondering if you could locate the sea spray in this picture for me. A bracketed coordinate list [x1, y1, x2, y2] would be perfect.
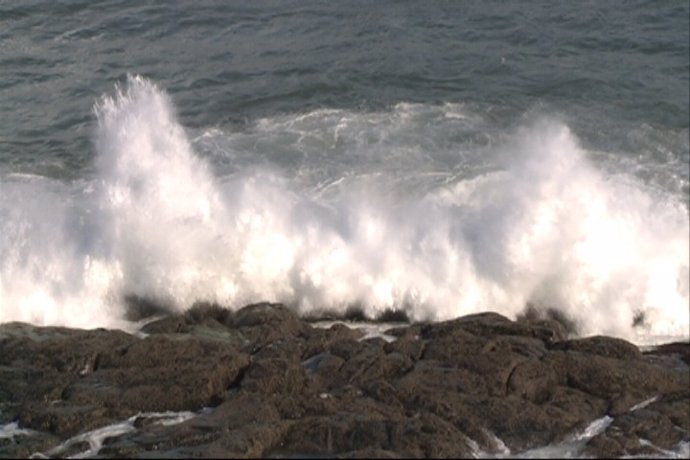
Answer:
[0, 176, 121, 328]
[93, 75, 231, 312]
[0, 76, 687, 342]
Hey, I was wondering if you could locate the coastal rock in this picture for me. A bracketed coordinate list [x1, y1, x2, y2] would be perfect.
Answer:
[583, 391, 690, 457]
[550, 335, 642, 360]
[0, 322, 250, 439]
[1, 304, 687, 458]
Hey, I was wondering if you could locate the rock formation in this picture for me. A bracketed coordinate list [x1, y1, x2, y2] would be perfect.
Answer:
[0, 303, 687, 458]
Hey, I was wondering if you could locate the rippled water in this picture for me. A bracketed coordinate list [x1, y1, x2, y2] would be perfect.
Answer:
[2, 1, 687, 181]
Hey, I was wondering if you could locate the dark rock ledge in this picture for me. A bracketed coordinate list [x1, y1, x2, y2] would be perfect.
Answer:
[0, 303, 687, 458]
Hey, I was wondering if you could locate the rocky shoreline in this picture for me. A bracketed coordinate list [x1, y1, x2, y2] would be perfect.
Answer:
[1, 302, 688, 458]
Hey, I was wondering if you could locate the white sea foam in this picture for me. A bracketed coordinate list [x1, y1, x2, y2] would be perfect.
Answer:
[0, 421, 34, 440]
[32, 410, 197, 459]
[0, 76, 688, 343]
[312, 321, 402, 343]
[472, 416, 613, 458]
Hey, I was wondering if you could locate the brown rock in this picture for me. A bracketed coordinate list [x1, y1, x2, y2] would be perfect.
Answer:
[3, 306, 688, 459]
[546, 351, 685, 412]
[230, 302, 309, 352]
[583, 392, 690, 457]
[551, 335, 642, 361]
[241, 357, 309, 396]
[644, 342, 690, 366]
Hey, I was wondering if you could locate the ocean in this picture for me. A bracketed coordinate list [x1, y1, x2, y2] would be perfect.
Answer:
[1, 1, 688, 343]
[1, 2, 689, 457]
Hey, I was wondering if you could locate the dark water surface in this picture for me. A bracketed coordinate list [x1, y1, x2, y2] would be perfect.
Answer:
[1, 0, 688, 183]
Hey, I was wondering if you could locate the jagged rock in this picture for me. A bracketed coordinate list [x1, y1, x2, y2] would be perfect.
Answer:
[1, 304, 687, 459]
[0, 324, 249, 439]
[545, 350, 686, 413]
[71, 334, 250, 413]
[383, 335, 425, 361]
[551, 335, 642, 360]
[140, 315, 191, 334]
[583, 391, 690, 457]
[230, 302, 310, 352]
[241, 356, 309, 395]
[646, 342, 690, 365]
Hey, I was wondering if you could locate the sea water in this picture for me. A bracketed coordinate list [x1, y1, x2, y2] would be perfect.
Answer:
[0, 2, 688, 456]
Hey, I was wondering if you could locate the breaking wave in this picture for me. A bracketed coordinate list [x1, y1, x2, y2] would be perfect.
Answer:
[0, 76, 687, 342]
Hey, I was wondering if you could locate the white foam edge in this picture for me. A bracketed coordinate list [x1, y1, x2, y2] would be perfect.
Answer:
[0, 421, 35, 440]
[471, 415, 614, 458]
[486, 416, 688, 459]
[311, 320, 404, 343]
[629, 440, 690, 459]
[30, 410, 200, 459]
[628, 396, 660, 413]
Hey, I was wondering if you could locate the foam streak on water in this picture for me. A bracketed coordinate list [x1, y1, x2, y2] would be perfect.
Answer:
[0, 76, 687, 343]
[32, 411, 197, 459]
[0, 421, 34, 440]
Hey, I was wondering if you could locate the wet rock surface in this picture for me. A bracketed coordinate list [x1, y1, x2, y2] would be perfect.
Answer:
[0, 303, 687, 458]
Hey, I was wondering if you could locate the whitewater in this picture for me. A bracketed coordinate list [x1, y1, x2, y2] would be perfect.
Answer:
[0, 76, 687, 345]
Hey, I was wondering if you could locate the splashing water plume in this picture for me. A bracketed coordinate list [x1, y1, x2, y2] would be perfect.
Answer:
[0, 76, 687, 342]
